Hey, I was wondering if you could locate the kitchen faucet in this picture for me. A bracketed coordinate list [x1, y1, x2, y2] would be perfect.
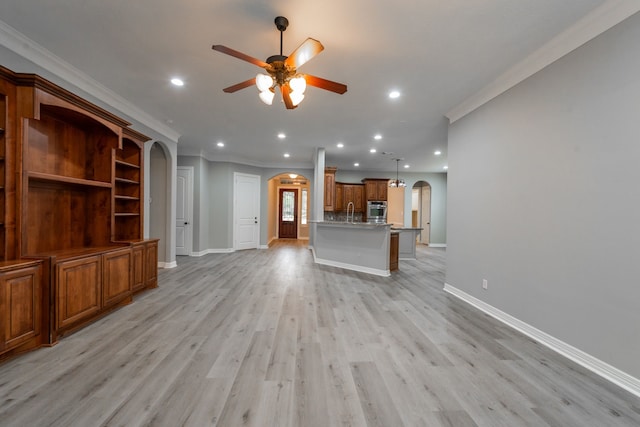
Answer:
[346, 202, 355, 223]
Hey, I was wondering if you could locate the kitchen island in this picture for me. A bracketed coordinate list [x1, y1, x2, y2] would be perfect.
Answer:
[391, 227, 423, 259]
[310, 221, 393, 276]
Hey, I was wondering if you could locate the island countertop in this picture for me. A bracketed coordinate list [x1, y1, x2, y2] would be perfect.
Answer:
[310, 220, 392, 228]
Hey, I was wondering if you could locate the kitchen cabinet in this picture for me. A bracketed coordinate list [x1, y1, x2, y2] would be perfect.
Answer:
[324, 167, 337, 211]
[335, 182, 344, 212]
[341, 183, 365, 212]
[363, 178, 389, 201]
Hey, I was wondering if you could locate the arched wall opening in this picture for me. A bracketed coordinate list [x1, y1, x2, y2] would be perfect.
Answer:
[412, 180, 432, 244]
[267, 172, 312, 245]
[147, 140, 171, 264]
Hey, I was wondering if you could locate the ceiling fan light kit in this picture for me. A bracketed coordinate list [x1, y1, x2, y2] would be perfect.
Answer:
[212, 16, 347, 109]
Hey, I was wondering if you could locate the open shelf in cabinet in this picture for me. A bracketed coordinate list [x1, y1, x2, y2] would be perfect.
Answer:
[28, 171, 112, 188]
[25, 105, 117, 185]
[115, 159, 140, 169]
[24, 182, 112, 255]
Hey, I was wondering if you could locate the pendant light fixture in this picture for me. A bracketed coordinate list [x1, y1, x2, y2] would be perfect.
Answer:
[389, 158, 406, 188]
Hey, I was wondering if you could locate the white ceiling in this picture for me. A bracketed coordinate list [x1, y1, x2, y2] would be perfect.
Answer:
[0, 0, 610, 173]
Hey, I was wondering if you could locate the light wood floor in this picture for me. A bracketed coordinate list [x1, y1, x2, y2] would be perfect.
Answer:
[1, 240, 639, 426]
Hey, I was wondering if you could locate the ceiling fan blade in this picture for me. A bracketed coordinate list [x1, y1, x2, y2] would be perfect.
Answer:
[212, 45, 269, 68]
[304, 74, 348, 94]
[223, 78, 256, 93]
[281, 84, 297, 110]
[285, 38, 324, 69]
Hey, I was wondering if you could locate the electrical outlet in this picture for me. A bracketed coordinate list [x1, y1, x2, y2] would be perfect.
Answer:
[482, 279, 488, 290]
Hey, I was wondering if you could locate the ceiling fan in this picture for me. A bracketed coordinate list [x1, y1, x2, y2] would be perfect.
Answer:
[212, 16, 347, 109]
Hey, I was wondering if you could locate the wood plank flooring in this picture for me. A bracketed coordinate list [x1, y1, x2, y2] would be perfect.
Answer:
[1, 240, 639, 426]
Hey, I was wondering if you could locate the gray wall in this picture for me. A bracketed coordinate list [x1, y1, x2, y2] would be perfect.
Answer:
[178, 156, 314, 250]
[446, 12, 640, 379]
[149, 143, 168, 261]
[336, 170, 447, 245]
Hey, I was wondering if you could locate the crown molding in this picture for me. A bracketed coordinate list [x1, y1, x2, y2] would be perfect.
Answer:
[0, 19, 181, 143]
[446, 0, 640, 124]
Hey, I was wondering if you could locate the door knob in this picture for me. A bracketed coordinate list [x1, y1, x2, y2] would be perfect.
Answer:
[184, 222, 189, 225]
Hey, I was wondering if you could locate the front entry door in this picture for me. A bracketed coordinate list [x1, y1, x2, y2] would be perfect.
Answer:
[278, 189, 298, 239]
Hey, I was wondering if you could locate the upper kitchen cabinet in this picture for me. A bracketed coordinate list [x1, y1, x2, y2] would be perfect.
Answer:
[363, 178, 389, 201]
[324, 167, 337, 211]
[338, 183, 365, 212]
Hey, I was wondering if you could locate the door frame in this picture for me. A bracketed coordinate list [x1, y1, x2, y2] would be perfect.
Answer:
[176, 166, 194, 256]
[233, 172, 261, 250]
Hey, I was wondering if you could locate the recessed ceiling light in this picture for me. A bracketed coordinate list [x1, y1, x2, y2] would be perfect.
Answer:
[170, 77, 184, 86]
[277, 133, 286, 139]
[284, 153, 290, 158]
[354, 163, 360, 167]
[404, 164, 410, 168]
[337, 143, 344, 148]
[216, 142, 224, 147]
[434, 150, 441, 156]
[443, 165, 448, 170]
[370, 148, 377, 153]
[289, 173, 298, 179]
[389, 90, 400, 99]
[374, 134, 382, 140]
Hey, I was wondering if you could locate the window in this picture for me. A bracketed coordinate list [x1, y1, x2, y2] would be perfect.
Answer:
[282, 191, 295, 221]
[301, 189, 308, 225]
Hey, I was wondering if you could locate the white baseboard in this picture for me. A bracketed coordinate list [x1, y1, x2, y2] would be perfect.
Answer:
[259, 245, 269, 250]
[443, 283, 640, 398]
[310, 248, 390, 277]
[191, 248, 235, 257]
[428, 243, 447, 248]
[159, 261, 177, 269]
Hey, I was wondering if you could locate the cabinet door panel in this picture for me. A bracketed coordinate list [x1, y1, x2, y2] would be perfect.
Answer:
[335, 183, 344, 212]
[102, 248, 132, 307]
[131, 245, 145, 292]
[376, 181, 388, 201]
[2, 266, 41, 350]
[56, 256, 101, 329]
[354, 185, 364, 212]
[145, 241, 158, 289]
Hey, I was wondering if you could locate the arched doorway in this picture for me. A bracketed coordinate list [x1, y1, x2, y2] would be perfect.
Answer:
[412, 181, 431, 245]
[267, 173, 311, 244]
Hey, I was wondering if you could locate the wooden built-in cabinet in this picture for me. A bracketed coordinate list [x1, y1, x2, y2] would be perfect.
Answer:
[0, 65, 160, 362]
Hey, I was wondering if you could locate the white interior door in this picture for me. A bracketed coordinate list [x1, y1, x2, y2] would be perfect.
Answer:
[420, 184, 431, 244]
[176, 167, 193, 255]
[234, 172, 260, 250]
